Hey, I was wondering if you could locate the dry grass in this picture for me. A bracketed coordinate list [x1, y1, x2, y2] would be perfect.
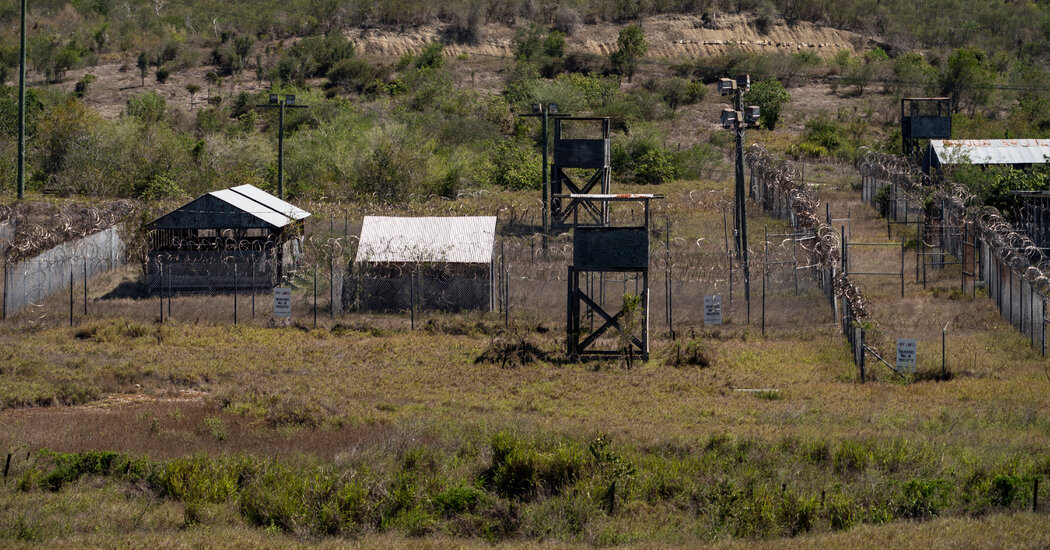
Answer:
[2, 174, 1050, 547]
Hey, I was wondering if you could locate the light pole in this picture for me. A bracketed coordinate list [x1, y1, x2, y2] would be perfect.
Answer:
[518, 103, 570, 252]
[255, 93, 308, 200]
[17, 0, 27, 199]
[718, 75, 760, 322]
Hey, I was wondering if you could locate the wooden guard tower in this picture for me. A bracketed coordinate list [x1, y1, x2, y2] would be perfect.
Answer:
[901, 98, 951, 161]
[566, 194, 661, 361]
[551, 117, 612, 230]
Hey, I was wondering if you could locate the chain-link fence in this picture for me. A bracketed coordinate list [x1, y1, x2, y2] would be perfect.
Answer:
[855, 149, 1050, 366]
[0, 192, 841, 343]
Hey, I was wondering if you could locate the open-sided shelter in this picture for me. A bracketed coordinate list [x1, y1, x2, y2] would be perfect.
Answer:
[147, 184, 310, 292]
[352, 216, 497, 312]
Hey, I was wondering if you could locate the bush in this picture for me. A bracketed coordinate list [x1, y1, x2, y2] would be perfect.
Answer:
[743, 79, 790, 130]
[327, 58, 381, 93]
[484, 433, 584, 501]
[612, 126, 679, 184]
[155, 67, 170, 83]
[491, 140, 540, 190]
[126, 91, 167, 124]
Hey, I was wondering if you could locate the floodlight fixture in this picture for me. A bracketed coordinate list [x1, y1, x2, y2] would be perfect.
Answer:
[717, 78, 736, 96]
[735, 75, 751, 92]
[269, 94, 278, 104]
[548, 103, 559, 114]
[721, 108, 740, 129]
[745, 105, 761, 126]
[532, 103, 542, 114]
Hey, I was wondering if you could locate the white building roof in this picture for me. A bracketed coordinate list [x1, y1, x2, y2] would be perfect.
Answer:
[229, 184, 311, 221]
[931, 139, 1050, 165]
[355, 216, 497, 264]
[208, 189, 295, 228]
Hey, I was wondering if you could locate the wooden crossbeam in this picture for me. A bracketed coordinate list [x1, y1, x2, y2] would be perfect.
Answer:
[554, 169, 604, 225]
[577, 290, 643, 352]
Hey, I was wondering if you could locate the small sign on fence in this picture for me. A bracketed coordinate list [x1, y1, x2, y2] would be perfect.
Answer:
[704, 295, 722, 325]
[273, 287, 292, 318]
[896, 339, 917, 372]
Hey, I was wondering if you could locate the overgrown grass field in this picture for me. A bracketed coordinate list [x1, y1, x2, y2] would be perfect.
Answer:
[2, 178, 1050, 547]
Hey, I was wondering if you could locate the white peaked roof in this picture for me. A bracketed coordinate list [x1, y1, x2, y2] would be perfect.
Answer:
[355, 216, 497, 264]
[149, 184, 310, 230]
[931, 139, 1050, 165]
[229, 184, 311, 221]
[208, 189, 294, 228]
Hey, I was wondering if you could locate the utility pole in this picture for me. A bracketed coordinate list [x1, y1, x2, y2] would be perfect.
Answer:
[17, 0, 27, 199]
[718, 75, 760, 322]
[255, 93, 308, 199]
[518, 103, 570, 254]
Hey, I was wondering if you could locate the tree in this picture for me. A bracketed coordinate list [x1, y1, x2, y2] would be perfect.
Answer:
[743, 79, 791, 130]
[136, 52, 149, 87]
[186, 83, 201, 106]
[610, 25, 647, 83]
[938, 48, 994, 115]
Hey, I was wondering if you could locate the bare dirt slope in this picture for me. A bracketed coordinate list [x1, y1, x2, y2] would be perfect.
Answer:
[56, 13, 867, 121]
[349, 13, 866, 59]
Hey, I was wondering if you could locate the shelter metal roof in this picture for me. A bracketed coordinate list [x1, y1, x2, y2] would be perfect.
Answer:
[355, 216, 497, 264]
[149, 184, 311, 230]
[230, 184, 310, 221]
[930, 139, 1050, 165]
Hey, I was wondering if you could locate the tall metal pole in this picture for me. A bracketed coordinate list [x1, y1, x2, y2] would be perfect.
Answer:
[541, 109, 549, 250]
[277, 101, 285, 200]
[17, 0, 27, 199]
[734, 88, 750, 322]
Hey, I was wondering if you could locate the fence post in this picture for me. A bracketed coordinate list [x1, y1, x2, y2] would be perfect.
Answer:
[410, 270, 415, 330]
[83, 258, 87, 316]
[762, 224, 767, 336]
[506, 242, 510, 329]
[900, 239, 905, 298]
[313, 266, 317, 329]
[942, 323, 947, 379]
[233, 263, 238, 325]
[69, 264, 74, 327]
[251, 256, 256, 319]
[158, 263, 163, 323]
[330, 250, 334, 320]
[858, 325, 866, 383]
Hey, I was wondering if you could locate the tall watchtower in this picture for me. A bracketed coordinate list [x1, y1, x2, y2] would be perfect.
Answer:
[551, 117, 612, 230]
[566, 194, 661, 362]
[901, 98, 951, 161]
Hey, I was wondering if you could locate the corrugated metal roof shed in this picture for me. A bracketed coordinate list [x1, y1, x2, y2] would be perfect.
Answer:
[355, 216, 497, 264]
[149, 185, 310, 230]
[930, 139, 1050, 165]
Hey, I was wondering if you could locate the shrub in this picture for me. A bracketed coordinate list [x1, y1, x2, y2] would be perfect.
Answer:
[126, 91, 167, 124]
[743, 79, 790, 130]
[484, 433, 584, 501]
[155, 67, 170, 83]
[491, 140, 541, 190]
[327, 57, 381, 93]
[433, 485, 485, 517]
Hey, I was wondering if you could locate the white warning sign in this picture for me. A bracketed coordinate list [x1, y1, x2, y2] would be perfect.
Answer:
[273, 287, 292, 318]
[896, 339, 917, 372]
[704, 295, 723, 326]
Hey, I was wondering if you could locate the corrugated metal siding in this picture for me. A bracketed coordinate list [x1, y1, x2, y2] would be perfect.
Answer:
[355, 216, 497, 264]
[932, 139, 1050, 165]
